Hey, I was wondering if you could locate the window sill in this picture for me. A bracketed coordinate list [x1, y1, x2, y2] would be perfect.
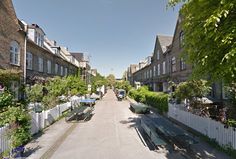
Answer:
[10, 63, 20, 67]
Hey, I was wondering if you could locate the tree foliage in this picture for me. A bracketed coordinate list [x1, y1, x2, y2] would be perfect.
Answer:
[174, 80, 211, 107]
[106, 74, 116, 86]
[169, 0, 236, 84]
[91, 73, 107, 93]
[115, 81, 132, 93]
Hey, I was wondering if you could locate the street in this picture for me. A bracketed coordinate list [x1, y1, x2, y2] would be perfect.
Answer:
[50, 90, 165, 159]
[23, 90, 232, 159]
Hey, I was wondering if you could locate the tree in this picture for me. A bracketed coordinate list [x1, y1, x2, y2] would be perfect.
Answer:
[115, 81, 132, 93]
[174, 80, 211, 108]
[91, 73, 107, 93]
[106, 74, 116, 86]
[169, 0, 236, 84]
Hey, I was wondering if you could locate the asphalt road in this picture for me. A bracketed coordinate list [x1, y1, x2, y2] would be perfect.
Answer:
[50, 90, 166, 159]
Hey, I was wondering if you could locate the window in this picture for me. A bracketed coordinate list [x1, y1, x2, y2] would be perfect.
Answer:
[153, 66, 156, 77]
[11, 81, 19, 100]
[41, 35, 44, 47]
[171, 57, 176, 72]
[55, 63, 58, 74]
[38, 57, 43, 72]
[150, 69, 152, 78]
[180, 58, 186, 70]
[26, 52, 33, 70]
[60, 66, 63, 76]
[163, 61, 166, 74]
[157, 50, 160, 60]
[10, 41, 20, 65]
[34, 32, 38, 44]
[157, 64, 160, 76]
[179, 31, 184, 48]
[65, 67, 68, 76]
[35, 31, 44, 47]
[47, 60, 52, 74]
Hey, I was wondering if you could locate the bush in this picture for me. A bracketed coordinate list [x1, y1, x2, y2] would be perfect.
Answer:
[26, 84, 43, 103]
[145, 91, 168, 113]
[128, 86, 168, 113]
[174, 80, 211, 107]
[0, 91, 14, 111]
[0, 106, 31, 148]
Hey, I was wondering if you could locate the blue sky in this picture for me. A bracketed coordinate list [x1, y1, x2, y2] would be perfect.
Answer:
[13, 0, 180, 78]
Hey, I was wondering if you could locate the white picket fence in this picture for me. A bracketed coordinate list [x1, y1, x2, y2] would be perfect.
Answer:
[0, 125, 9, 155]
[168, 103, 236, 149]
[0, 97, 81, 154]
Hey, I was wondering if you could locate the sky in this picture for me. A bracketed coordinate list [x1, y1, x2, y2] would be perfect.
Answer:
[13, 0, 180, 78]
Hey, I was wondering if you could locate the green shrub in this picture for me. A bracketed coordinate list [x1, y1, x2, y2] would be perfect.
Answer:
[128, 86, 168, 113]
[145, 92, 168, 113]
[26, 84, 43, 103]
[0, 107, 31, 148]
[0, 91, 13, 111]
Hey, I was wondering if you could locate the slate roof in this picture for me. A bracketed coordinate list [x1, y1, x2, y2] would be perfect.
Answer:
[70, 52, 84, 62]
[157, 35, 173, 53]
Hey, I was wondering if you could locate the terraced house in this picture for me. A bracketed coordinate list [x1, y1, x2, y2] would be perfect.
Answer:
[130, 16, 224, 101]
[0, 0, 90, 98]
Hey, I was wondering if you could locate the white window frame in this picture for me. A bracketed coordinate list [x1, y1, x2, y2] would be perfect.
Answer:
[26, 52, 33, 70]
[153, 66, 156, 77]
[157, 50, 160, 60]
[10, 41, 20, 65]
[38, 57, 43, 72]
[171, 57, 176, 72]
[55, 63, 58, 75]
[180, 58, 186, 70]
[60, 66, 63, 76]
[65, 67, 68, 76]
[47, 60, 52, 74]
[163, 61, 166, 74]
[157, 64, 160, 76]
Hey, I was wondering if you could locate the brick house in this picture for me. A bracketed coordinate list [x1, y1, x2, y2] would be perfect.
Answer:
[131, 16, 224, 101]
[21, 23, 78, 84]
[0, 0, 86, 96]
[0, 0, 27, 98]
[0, 0, 25, 74]
[70, 52, 91, 84]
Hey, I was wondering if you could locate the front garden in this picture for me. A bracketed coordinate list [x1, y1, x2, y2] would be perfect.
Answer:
[0, 70, 89, 158]
[128, 86, 168, 114]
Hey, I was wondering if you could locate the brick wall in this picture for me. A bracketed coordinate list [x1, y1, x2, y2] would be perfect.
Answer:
[0, 0, 25, 73]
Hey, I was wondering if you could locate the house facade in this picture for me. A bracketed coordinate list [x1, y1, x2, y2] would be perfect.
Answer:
[0, 0, 25, 74]
[132, 19, 193, 92]
[130, 16, 224, 101]
[0, 0, 91, 95]
[70, 52, 91, 84]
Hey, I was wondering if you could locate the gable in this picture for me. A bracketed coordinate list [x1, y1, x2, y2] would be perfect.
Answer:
[0, 0, 21, 37]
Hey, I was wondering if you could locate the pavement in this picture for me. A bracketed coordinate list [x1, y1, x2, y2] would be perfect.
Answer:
[23, 90, 232, 159]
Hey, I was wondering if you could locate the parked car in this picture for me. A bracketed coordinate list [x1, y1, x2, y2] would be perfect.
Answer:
[116, 89, 126, 101]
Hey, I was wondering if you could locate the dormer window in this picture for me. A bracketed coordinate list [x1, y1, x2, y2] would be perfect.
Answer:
[28, 24, 45, 47]
[35, 31, 44, 47]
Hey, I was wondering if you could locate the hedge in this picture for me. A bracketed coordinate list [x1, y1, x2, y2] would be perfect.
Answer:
[128, 87, 168, 114]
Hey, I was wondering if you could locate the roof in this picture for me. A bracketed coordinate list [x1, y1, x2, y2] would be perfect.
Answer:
[157, 35, 173, 52]
[70, 52, 84, 62]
